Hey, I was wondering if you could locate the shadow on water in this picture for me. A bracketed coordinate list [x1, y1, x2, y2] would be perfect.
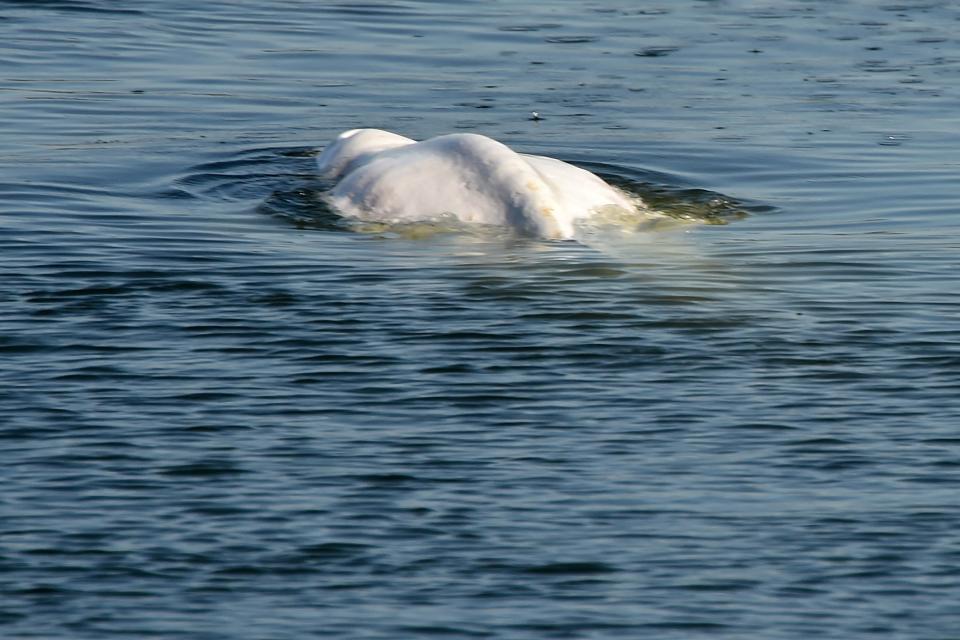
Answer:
[585, 162, 773, 226]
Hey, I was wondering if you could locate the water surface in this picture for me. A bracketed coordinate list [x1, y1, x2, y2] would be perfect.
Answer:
[2, 1, 959, 638]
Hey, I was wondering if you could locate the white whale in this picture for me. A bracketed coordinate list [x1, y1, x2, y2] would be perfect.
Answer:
[316, 129, 639, 240]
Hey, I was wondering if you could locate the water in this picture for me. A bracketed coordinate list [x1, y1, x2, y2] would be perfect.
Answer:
[2, 1, 959, 638]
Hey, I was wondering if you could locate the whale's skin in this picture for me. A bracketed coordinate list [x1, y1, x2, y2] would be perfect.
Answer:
[316, 129, 637, 239]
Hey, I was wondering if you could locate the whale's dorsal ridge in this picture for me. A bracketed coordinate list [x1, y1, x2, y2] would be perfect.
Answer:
[316, 129, 637, 239]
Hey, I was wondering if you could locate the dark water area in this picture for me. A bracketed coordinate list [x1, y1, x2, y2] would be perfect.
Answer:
[2, 1, 960, 638]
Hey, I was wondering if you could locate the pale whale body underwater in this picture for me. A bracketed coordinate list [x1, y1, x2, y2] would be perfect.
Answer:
[316, 129, 644, 240]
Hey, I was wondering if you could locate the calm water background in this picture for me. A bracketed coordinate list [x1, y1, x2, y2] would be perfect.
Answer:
[2, 1, 960, 638]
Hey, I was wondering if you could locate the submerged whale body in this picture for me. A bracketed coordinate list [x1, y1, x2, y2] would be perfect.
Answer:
[316, 129, 638, 239]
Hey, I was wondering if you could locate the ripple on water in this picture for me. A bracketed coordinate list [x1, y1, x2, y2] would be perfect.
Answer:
[234, 144, 761, 240]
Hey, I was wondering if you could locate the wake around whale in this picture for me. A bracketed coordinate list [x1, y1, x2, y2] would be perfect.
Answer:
[316, 129, 641, 240]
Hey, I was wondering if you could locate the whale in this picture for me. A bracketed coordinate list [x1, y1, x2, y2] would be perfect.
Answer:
[316, 129, 639, 240]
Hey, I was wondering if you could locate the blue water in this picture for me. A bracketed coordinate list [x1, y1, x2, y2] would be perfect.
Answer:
[2, 1, 960, 638]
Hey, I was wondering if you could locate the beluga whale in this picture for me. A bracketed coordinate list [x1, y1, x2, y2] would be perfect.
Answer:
[316, 129, 640, 240]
